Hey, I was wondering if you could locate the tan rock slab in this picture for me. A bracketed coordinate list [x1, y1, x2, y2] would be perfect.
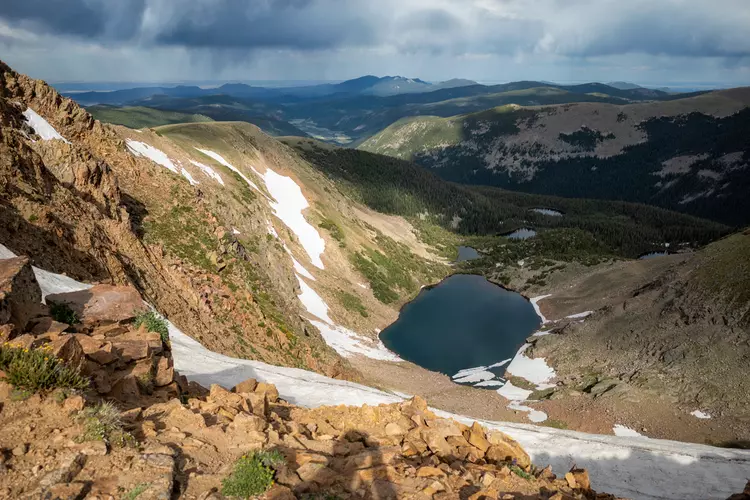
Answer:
[46, 284, 147, 325]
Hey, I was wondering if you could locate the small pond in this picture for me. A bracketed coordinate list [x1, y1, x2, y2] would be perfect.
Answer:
[379, 274, 541, 382]
[456, 246, 480, 262]
[505, 228, 537, 240]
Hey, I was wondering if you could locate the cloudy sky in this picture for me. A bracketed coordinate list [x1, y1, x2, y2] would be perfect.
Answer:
[1, 0, 749, 86]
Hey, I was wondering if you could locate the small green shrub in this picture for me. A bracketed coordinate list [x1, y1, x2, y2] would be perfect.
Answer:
[318, 218, 345, 245]
[337, 290, 369, 317]
[49, 302, 79, 325]
[510, 464, 533, 480]
[0, 344, 89, 392]
[78, 402, 135, 447]
[255, 449, 286, 469]
[133, 311, 169, 344]
[222, 452, 276, 498]
[124, 483, 150, 500]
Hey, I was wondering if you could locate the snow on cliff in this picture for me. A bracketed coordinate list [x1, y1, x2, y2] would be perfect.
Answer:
[23, 108, 70, 143]
[2, 244, 749, 500]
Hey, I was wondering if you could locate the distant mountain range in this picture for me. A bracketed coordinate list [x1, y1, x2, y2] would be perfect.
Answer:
[74, 77, 702, 145]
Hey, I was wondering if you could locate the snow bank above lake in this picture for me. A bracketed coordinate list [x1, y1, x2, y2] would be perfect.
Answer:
[23, 108, 70, 143]
[530, 294, 551, 324]
[505, 343, 556, 389]
[189, 160, 224, 185]
[309, 320, 400, 362]
[255, 167, 326, 269]
[126, 140, 178, 173]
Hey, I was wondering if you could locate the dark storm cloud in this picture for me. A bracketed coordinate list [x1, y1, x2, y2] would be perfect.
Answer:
[152, 0, 377, 50]
[564, 8, 750, 59]
[0, 0, 145, 39]
[0, 0, 749, 61]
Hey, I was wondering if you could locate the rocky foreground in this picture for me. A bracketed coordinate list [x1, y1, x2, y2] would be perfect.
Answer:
[0, 247, 633, 498]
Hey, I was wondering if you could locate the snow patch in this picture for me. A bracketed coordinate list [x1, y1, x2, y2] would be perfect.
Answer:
[296, 274, 332, 324]
[292, 257, 315, 281]
[474, 380, 505, 387]
[691, 410, 712, 420]
[126, 140, 178, 173]
[530, 294, 552, 323]
[23, 108, 70, 143]
[180, 168, 199, 186]
[497, 380, 532, 401]
[189, 160, 225, 185]
[309, 320, 400, 362]
[232, 228, 241, 235]
[508, 401, 548, 423]
[505, 343, 556, 389]
[566, 311, 593, 319]
[195, 148, 262, 194]
[613, 425, 645, 438]
[453, 370, 496, 384]
[254, 167, 326, 269]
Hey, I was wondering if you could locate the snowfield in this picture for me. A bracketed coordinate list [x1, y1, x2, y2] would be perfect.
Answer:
[691, 410, 712, 420]
[2, 245, 750, 499]
[614, 425, 646, 438]
[254, 167, 326, 269]
[195, 148, 263, 194]
[530, 294, 552, 323]
[296, 274, 333, 324]
[180, 167, 199, 186]
[23, 108, 70, 143]
[126, 140, 178, 173]
[189, 160, 225, 185]
[504, 343, 556, 389]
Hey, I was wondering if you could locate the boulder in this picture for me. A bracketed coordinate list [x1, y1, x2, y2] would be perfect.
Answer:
[87, 342, 117, 365]
[485, 435, 531, 469]
[49, 335, 84, 365]
[233, 377, 258, 394]
[0, 256, 42, 333]
[566, 468, 590, 490]
[154, 355, 174, 387]
[46, 284, 147, 326]
[111, 339, 150, 362]
[30, 317, 69, 337]
[466, 422, 491, 453]
[108, 375, 141, 404]
[70, 333, 103, 354]
[255, 382, 279, 402]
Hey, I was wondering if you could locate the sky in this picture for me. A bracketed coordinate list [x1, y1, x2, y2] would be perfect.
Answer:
[1, 0, 750, 86]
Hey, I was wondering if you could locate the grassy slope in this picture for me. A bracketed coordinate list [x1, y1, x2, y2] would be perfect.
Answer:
[283, 137, 729, 261]
[87, 105, 214, 129]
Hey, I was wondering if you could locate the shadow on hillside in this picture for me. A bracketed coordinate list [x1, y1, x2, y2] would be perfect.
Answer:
[0, 205, 108, 282]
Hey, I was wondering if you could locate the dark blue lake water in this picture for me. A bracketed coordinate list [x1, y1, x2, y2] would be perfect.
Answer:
[379, 274, 541, 378]
[456, 246, 480, 262]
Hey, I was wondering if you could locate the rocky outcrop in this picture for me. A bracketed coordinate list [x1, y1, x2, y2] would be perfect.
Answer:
[0, 256, 41, 337]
